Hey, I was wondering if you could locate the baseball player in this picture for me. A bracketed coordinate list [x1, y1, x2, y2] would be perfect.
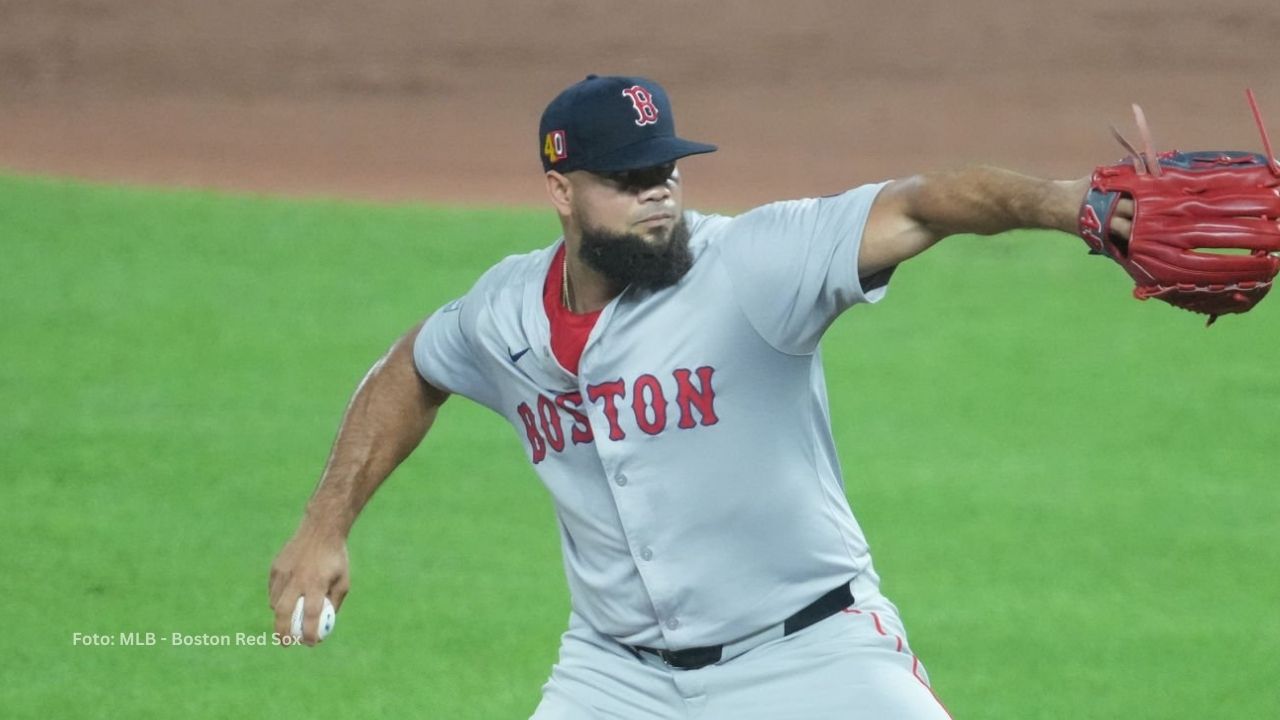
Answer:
[268, 75, 1280, 718]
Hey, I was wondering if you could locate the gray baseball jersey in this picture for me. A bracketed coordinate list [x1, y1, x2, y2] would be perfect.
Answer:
[415, 182, 891, 650]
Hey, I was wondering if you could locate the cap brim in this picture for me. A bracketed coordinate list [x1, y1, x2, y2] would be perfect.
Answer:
[584, 136, 718, 173]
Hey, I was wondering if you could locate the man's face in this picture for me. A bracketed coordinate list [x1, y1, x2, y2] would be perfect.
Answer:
[568, 163, 693, 290]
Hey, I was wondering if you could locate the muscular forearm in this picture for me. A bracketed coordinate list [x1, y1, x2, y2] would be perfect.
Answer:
[269, 322, 445, 643]
[300, 322, 446, 538]
[860, 167, 1090, 276]
[902, 167, 1085, 239]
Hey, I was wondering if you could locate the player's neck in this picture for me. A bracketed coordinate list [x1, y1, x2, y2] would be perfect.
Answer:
[563, 242, 622, 314]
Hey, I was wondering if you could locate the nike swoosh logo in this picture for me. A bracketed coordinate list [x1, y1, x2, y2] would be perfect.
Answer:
[508, 347, 531, 364]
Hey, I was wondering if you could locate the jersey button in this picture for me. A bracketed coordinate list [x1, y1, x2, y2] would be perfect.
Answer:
[615, 474, 628, 487]
[640, 547, 653, 561]
[665, 617, 680, 631]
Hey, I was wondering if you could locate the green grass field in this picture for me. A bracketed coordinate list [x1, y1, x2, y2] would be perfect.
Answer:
[3, 174, 1277, 719]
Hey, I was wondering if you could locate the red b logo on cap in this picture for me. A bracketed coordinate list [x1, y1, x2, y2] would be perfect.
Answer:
[621, 86, 660, 126]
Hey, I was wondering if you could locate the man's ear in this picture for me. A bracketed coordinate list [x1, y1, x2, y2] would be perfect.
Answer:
[545, 171, 572, 215]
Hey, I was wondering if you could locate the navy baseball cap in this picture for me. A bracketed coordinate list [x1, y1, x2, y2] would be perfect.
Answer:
[539, 75, 717, 173]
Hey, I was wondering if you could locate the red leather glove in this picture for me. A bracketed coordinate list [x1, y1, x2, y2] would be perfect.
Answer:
[1079, 149, 1280, 323]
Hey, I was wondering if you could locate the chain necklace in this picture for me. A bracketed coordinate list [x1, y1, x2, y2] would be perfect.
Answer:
[561, 253, 572, 311]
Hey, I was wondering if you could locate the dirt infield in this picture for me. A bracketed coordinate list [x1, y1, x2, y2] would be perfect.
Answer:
[2, 1, 1277, 209]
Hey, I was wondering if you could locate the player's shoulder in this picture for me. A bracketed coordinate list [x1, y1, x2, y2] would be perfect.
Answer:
[689, 184, 890, 251]
[433, 244, 552, 333]
[684, 201, 814, 259]
[468, 245, 554, 299]
[684, 197, 827, 246]
[684, 209, 736, 256]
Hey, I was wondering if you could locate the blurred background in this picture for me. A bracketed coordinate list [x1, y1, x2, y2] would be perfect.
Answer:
[3, 0, 1279, 208]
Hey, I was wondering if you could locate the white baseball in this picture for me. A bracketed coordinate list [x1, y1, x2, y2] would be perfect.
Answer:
[290, 596, 336, 642]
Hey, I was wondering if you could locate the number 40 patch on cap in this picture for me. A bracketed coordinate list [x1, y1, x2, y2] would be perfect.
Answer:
[544, 130, 567, 164]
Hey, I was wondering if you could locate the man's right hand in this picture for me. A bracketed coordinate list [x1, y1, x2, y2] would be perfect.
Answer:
[268, 525, 350, 646]
[265, 321, 443, 647]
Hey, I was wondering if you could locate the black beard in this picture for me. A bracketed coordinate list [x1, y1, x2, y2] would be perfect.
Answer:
[577, 216, 693, 292]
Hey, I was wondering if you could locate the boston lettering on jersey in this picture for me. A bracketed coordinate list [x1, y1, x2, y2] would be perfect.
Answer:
[516, 366, 718, 463]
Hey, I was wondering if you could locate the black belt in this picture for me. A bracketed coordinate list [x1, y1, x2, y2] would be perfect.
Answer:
[631, 580, 855, 670]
